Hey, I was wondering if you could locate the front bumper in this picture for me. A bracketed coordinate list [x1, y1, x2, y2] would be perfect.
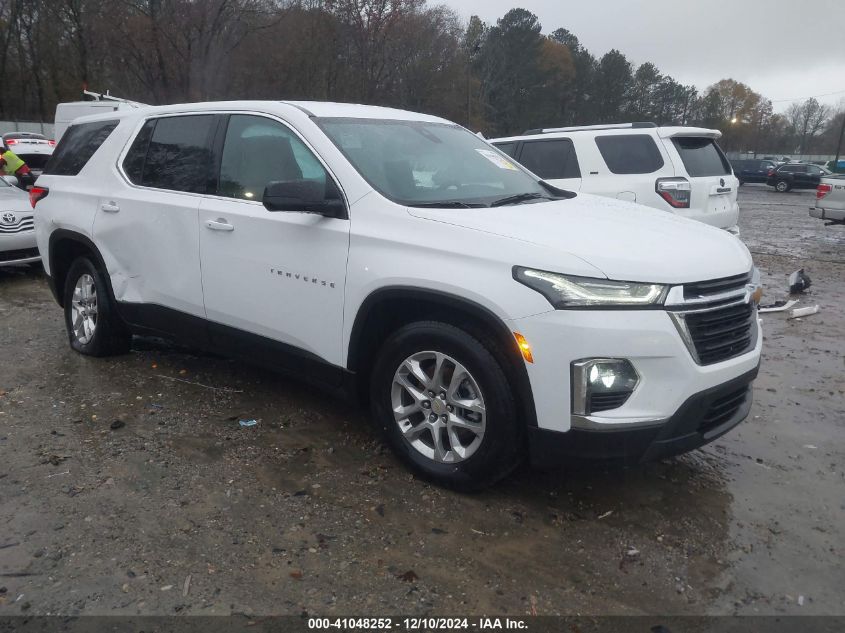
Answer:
[0, 230, 40, 265]
[528, 364, 759, 467]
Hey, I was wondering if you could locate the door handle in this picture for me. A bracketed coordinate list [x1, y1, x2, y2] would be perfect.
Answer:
[100, 202, 120, 213]
[205, 219, 234, 232]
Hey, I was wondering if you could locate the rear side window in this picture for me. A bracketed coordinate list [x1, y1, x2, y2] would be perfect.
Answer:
[493, 142, 516, 157]
[43, 120, 118, 176]
[595, 134, 664, 174]
[123, 115, 216, 193]
[779, 164, 806, 173]
[672, 137, 730, 177]
[518, 139, 581, 179]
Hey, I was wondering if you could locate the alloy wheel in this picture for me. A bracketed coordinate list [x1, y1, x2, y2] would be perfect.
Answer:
[70, 273, 98, 344]
[391, 350, 486, 463]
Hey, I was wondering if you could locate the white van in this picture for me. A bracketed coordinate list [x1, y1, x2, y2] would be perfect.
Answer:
[54, 93, 144, 141]
[490, 123, 740, 234]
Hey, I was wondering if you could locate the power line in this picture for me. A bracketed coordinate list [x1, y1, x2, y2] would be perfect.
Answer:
[770, 89, 845, 103]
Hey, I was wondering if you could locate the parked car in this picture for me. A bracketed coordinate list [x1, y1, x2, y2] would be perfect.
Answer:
[490, 123, 741, 234]
[34, 102, 762, 489]
[766, 163, 831, 192]
[1, 132, 55, 176]
[0, 175, 40, 266]
[730, 158, 777, 184]
[810, 175, 845, 225]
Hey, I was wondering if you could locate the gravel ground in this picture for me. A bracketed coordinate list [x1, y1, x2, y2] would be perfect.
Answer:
[0, 185, 842, 617]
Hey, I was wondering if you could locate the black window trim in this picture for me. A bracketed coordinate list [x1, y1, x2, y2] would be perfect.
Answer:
[117, 110, 349, 216]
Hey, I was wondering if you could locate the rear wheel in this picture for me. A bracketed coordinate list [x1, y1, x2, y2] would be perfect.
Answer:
[370, 321, 523, 490]
[63, 257, 131, 356]
[775, 180, 790, 192]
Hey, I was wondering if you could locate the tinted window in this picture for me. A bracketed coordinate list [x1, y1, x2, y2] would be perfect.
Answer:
[123, 120, 155, 185]
[595, 134, 664, 174]
[518, 139, 581, 179]
[807, 165, 823, 175]
[43, 120, 118, 176]
[779, 164, 806, 173]
[671, 137, 730, 177]
[217, 115, 330, 201]
[494, 142, 517, 157]
[141, 115, 216, 193]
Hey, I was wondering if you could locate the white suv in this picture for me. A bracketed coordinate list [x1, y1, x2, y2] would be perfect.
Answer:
[490, 123, 741, 234]
[34, 102, 761, 489]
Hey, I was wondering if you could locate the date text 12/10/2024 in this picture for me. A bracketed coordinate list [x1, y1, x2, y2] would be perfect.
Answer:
[307, 618, 528, 630]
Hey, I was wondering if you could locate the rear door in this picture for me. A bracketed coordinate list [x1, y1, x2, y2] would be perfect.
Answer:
[93, 113, 216, 337]
[514, 137, 582, 191]
[666, 135, 737, 229]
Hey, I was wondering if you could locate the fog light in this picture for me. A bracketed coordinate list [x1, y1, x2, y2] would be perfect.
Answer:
[571, 359, 639, 415]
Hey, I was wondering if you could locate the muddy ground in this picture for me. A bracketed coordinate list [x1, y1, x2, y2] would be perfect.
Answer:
[0, 185, 842, 617]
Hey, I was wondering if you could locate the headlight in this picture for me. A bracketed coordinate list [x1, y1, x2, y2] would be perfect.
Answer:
[513, 267, 668, 308]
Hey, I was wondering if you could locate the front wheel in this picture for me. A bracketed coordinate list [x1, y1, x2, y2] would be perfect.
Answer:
[775, 180, 790, 192]
[63, 257, 131, 356]
[370, 321, 523, 490]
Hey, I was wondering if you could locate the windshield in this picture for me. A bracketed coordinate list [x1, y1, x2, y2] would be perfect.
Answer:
[316, 118, 554, 207]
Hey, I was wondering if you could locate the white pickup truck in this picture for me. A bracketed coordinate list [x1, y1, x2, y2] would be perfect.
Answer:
[810, 175, 845, 225]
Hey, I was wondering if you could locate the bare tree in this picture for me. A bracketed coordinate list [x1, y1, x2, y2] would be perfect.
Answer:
[786, 98, 832, 154]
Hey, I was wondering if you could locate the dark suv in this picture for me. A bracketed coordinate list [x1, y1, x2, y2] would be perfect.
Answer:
[767, 163, 830, 192]
[731, 158, 777, 184]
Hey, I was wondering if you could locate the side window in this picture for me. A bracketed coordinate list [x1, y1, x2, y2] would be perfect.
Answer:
[217, 114, 330, 201]
[595, 134, 664, 175]
[122, 120, 155, 185]
[518, 139, 581, 179]
[43, 120, 119, 176]
[493, 142, 517, 157]
[135, 115, 216, 193]
[808, 165, 822, 175]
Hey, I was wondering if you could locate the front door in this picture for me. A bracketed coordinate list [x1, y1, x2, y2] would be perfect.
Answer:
[198, 114, 350, 380]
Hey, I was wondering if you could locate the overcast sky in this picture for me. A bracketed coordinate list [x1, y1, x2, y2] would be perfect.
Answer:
[443, 0, 845, 113]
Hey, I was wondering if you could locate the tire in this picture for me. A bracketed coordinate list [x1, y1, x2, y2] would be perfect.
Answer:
[775, 180, 790, 192]
[63, 257, 131, 356]
[370, 321, 523, 491]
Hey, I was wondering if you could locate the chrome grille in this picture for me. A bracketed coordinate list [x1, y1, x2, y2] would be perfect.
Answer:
[0, 217, 34, 234]
[667, 270, 759, 366]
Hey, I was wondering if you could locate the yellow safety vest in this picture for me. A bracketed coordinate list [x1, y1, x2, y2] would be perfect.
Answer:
[1, 150, 26, 175]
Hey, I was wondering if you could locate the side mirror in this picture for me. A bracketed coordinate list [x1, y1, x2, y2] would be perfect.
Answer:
[262, 180, 346, 219]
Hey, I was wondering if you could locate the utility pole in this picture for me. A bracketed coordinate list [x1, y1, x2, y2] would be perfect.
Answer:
[834, 112, 845, 173]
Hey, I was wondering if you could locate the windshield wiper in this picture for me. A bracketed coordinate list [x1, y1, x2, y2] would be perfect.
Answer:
[490, 192, 550, 207]
[409, 201, 486, 209]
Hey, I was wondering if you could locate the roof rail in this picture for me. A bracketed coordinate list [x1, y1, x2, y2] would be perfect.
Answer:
[522, 122, 658, 135]
[82, 89, 146, 108]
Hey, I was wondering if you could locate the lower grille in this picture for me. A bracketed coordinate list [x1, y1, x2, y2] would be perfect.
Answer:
[0, 247, 39, 262]
[589, 391, 633, 413]
[685, 302, 755, 365]
[700, 385, 749, 434]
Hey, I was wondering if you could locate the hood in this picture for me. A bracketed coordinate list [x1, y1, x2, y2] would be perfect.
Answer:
[408, 194, 752, 284]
